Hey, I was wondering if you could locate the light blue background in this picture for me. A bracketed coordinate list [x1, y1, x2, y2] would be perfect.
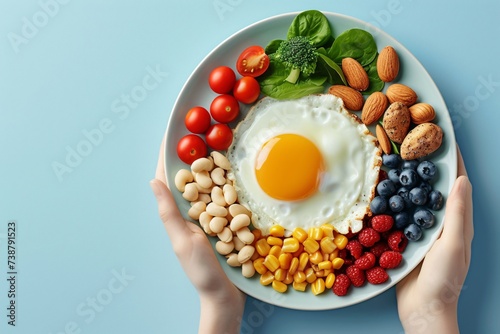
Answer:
[1, 1, 499, 333]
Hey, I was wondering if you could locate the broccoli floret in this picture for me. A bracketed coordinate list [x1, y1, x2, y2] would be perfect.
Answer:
[274, 36, 318, 84]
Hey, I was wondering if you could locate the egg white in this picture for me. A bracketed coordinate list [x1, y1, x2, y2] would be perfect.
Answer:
[227, 94, 381, 235]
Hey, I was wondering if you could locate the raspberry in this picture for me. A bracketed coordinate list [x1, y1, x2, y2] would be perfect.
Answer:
[379, 251, 403, 269]
[358, 227, 381, 247]
[354, 252, 376, 270]
[378, 169, 388, 182]
[387, 230, 408, 252]
[371, 215, 394, 233]
[345, 240, 363, 259]
[366, 266, 389, 284]
[332, 274, 351, 296]
[370, 241, 390, 258]
[346, 265, 366, 287]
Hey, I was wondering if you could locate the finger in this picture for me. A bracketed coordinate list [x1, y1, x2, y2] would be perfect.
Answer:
[440, 175, 472, 263]
[155, 135, 167, 183]
[456, 145, 468, 177]
[150, 178, 191, 241]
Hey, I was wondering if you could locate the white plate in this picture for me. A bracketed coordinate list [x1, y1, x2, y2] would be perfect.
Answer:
[164, 11, 456, 310]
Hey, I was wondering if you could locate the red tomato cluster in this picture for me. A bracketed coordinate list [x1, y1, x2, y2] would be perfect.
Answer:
[177, 46, 270, 165]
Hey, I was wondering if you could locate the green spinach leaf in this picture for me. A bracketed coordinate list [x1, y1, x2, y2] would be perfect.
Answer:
[328, 28, 378, 66]
[287, 10, 332, 47]
[316, 52, 347, 85]
[363, 55, 385, 94]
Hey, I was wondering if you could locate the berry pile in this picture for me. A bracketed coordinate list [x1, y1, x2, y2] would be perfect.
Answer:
[370, 154, 444, 241]
[332, 214, 407, 296]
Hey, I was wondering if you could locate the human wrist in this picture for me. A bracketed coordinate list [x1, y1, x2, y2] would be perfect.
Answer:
[198, 290, 245, 334]
[400, 303, 459, 334]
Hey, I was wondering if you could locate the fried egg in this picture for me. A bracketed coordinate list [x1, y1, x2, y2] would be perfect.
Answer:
[226, 94, 382, 235]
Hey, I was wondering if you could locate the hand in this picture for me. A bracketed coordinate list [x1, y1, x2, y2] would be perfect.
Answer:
[150, 135, 245, 334]
[396, 147, 473, 334]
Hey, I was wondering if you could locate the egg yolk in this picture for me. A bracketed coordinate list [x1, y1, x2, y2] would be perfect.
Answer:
[255, 134, 325, 201]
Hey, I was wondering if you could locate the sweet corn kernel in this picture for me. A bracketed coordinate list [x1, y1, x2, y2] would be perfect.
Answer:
[298, 253, 309, 272]
[311, 278, 326, 295]
[309, 251, 323, 265]
[303, 238, 320, 254]
[282, 237, 300, 253]
[308, 227, 323, 240]
[272, 280, 288, 293]
[333, 234, 348, 250]
[260, 271, 274, 286]
[318, 260, 333, 271]
[255, 239, 271, 257]
[279, 253, 293, 270]
[283, 271, 294, 285]
[267, 236, 283, 247]
[332, 257, 345, 270]
[269, 225, 285, 237]
[288, 257, 299, 275]
[252, 229, 262, 241]
[325, 273, 336, 289]
[320, 237, 337, 254]
[292, 244, 304, 258]
[320, 224, 335, 239]
[263, 254, 279, 272]
[274, 268, 287, 282]
[253, 258, 268, 275]
[329, 249, 339, 260]
[293, 271, 306, 284]
[269, 245, 282, 258]
[293, 280, 308, 292]
[305, 267, 317, 284]
[292, 227, 308, 243]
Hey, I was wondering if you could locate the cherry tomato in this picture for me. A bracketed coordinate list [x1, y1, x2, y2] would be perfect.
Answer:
[184, 106, 211, 134]
[177, 134, 207, 164]
[210, 94, 240, 123]
[205, 123, 233, 151]
[208, 66, 236, 94]
[236, 46, 270, 77]
[233, 76, 261, 104]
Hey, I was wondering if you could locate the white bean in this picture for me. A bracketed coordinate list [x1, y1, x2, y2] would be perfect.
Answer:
[210, 167, 226, 186]
[209, 217, 228, 234]
[217, 227, 233, 243]
[197, 193, 212, 204]
[232, 235, 245, 252]
[226, 253, 241, 267]
[229, 214, 251, 232]
[199, 211, 213, 226]
[238, 245, 255, 264]
[194, 170, 213, 189]
[191, 157, 213, 173]
[241, 260, 256, 278]
[215, 240, 234, 255]
[182, 183, 198, 202]
[211, 186, 227, 207]
[174, 169, 193, 192]
[228, 204, 252, 218]
[206, 203, 228, 217]
[236, 227, 255, 245]
[195, 183, 212, 194]
[211, 151, 231, 170]
[188, 201, 206, 220]
[223, 184, 237, 205]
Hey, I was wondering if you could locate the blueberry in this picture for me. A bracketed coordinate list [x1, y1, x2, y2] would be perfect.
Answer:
[417, 161, 437, 181]
[399, 169, 420, 188]
[428, 190, 444, 210]
[370, 196, 388, 214]
[389, 195, 405, 213]
[404, 223, 423, 241]
[394, 211, 410, 230]
[382, 154, 402, 169]
[388, 169, 402, 185]
[377, 179, 397, 197]
[401, 159, 420, 170]
[413, 208, 435, 228]
[419, 181, 432, 196]
[397, 186, 413, 209]
[409, 187, 428, 206]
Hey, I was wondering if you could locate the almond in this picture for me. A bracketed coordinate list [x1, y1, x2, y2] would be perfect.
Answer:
[341, 57, 370, 91]
[386, 83, 418, 106]
[377, 46, 399, 82]
[376, 124, 391, 154]
[328, 85, 364, 111]
[409, 103, 436, 124]
[400, 123, 443, 160]
[361, 92, 388, 125]
[382, 102, 411, 144]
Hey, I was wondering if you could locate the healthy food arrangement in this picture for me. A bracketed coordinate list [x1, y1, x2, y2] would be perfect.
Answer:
[172, 10, 445, 297]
